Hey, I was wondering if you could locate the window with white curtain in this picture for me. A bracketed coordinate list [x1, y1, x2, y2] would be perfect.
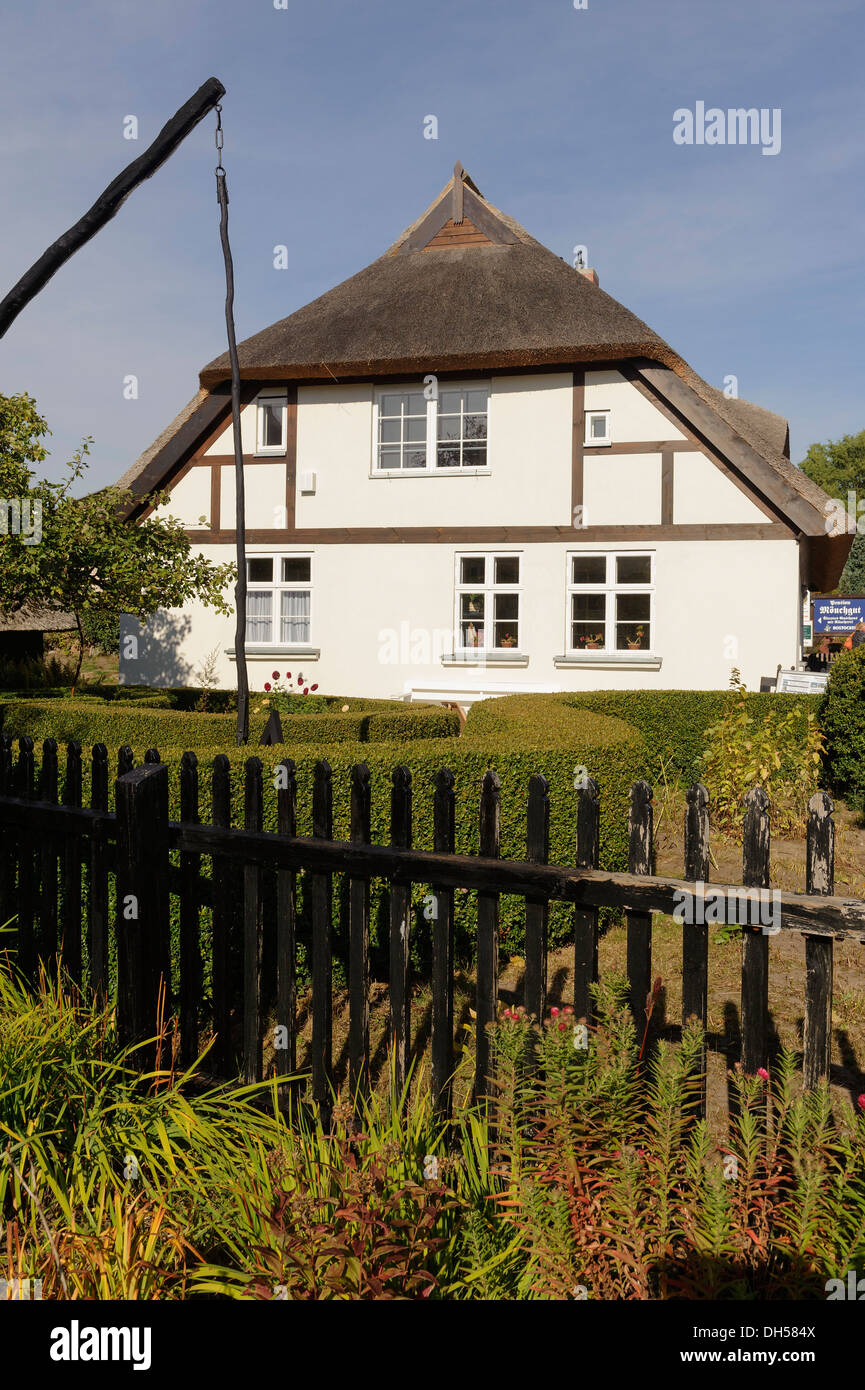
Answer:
[246, 556, 312, 645]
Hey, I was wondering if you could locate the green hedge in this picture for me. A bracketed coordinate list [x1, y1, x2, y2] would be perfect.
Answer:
[819, 647, 865, 803]
[560, 689, 822, 784]
[0, 698, 461, 753]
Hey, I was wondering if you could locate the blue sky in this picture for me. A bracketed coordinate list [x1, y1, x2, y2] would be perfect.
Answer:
[1, 0, 863, 489]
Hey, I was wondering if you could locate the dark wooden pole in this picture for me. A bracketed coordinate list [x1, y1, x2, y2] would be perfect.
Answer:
[0, 78, 226, 339]
[804, 790, 834, 1089]
[213, 108, 250, 747]
[682, 782, 710, 1113]
[741, 787, 771, 1074]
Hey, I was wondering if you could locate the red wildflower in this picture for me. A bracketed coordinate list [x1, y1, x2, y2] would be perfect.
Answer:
[558, 1022, 567, 1032]
[757, 1067, 770, 1081]
[311, 684, 319, 692]
[264, 682, 271, 692]
[857, 1095, 865, 1112]
[303, 688, 309, 695]
[272, 671, 280, 680]
[550, 1007, 559, 1018]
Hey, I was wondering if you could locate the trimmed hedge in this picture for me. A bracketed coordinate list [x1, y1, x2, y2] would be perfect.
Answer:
[0, 698, 461, 752]
[561, 689, 822, 784]
[819, 646, 865, 803]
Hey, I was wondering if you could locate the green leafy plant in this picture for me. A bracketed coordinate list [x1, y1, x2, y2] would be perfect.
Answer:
[700, 670, 824, 835]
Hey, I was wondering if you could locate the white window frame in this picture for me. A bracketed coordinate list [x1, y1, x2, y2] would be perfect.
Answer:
[566, 551, 654, 655]
[454, 552, 522, 654]
[372, 382, 491, 475]
[255, 393, 288, 456]
[584, 409, 611, 447]
[246, 553, 313, 647]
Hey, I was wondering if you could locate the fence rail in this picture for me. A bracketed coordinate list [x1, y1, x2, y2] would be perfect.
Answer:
[0, 734, 860, 1117]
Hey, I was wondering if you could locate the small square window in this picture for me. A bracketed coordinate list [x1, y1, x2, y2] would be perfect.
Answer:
[460, 557, 486, 585]
[585, 411, 611, 446]
[572, 555, 606, 585]
[494, 557, 520, 585]
[247, 558, 273, 583]
[282, 557, 311, 583]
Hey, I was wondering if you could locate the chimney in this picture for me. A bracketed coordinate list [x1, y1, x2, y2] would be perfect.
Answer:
[578, 266, 599, 286]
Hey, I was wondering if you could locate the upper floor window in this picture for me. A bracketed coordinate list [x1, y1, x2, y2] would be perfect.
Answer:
[375, 384, 490, 472]
[246, 555, 312, 645]
[585, 409, 611, 446]
[256, 394, 287, 455]
[567, 552, 653, 653]
[455, 553, 521, 652]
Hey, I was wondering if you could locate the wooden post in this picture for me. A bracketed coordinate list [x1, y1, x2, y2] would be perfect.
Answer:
[16, 738, 36, 983]
[626, 781, 654, 1027]
[0, 735, 15, 947]
[311, 760, 333, 1117]
[61, 741, 83, 985]
[741, 786, 771, 1075]
[242, 757, 263, 1084]
[115, 763, 170, 1058]
[682, 782, 710, 1113]
[179, 752, 201, 1068]
[211, 755, 233, 1076]
[89, 743, 110, 1002]
[117, 746, 134, 778]
[276, 758, 297, 1094]
[573, 776, 600, 1024]
[804, 790, 834, 1090]
[524, 774, 550, 1022]
[431, 768, 456, 1118]
[389, 765, 412, 1097]
[348, 763, 371, 1104]
[38, 738, 59, 973]
[475, 770, 501, 1101]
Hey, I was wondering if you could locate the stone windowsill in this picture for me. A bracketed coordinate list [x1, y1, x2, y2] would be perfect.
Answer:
[442, 651, 529, 668]
[226, 646, 320, 660]
[553, 653, 662, 670]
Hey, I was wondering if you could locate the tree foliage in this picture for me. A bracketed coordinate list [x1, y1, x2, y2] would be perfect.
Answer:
[799, 427, 865, 593]
[0, 393, 235, 689]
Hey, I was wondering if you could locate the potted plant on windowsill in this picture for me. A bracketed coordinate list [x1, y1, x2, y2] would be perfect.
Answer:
[499, 633, 518, 648]
[626, 627, 645, 650]
[578, 633, 604, 651]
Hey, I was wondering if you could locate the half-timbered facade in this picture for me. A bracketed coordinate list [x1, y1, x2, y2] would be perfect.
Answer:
[117, 165, 848, 702]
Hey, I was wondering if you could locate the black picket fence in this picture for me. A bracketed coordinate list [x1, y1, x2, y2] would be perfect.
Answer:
[0, 734, 863, 1119]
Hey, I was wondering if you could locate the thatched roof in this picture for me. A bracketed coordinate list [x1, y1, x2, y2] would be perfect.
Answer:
[123, 165, 835, 537]
[0, 603, 76, 634]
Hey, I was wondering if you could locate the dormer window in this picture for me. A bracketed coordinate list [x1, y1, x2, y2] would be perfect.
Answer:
[374, 384, 490, 472]
[256, 394, 287, 455]
[585, 410, 611, 446]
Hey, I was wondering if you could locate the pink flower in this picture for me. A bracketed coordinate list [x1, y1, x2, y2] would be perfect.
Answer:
[558, 1022, 567, 1032]
[285, 672, 291, 680]
[550, 1007, 559, 1018]
[272, 671, 280, 680]
[857, 1095, 865, 1112]
[563, 1005, 573, 1015]
[264, 682, 271, 692]
[757, 1067, 770, 1081]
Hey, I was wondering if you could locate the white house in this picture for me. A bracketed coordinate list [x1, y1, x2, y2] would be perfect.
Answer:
[117, 165, 848, 705]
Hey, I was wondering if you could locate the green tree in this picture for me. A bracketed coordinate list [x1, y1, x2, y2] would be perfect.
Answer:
[799, 428, 865, 593]
[0, 393, 235, 691]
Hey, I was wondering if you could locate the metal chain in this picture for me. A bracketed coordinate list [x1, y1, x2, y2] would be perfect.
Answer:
[214, 102, 225, 177]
